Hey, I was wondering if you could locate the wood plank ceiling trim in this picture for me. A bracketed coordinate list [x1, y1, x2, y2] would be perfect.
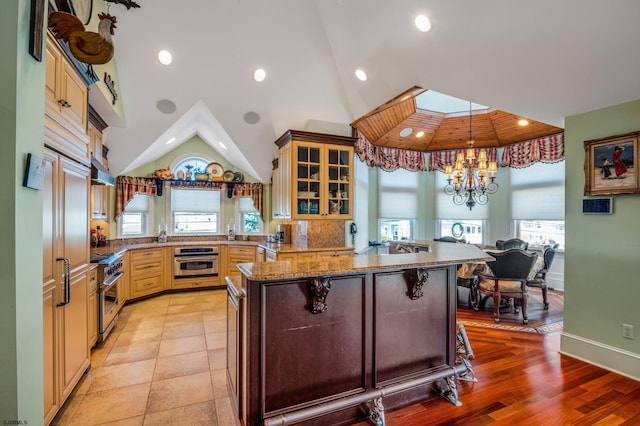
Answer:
[351, 87, 563, 152]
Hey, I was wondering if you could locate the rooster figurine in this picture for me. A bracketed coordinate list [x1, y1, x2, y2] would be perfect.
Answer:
[48, 11, 117, 65]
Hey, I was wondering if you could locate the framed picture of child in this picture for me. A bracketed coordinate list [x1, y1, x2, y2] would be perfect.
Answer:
[584, 132, 638, 195]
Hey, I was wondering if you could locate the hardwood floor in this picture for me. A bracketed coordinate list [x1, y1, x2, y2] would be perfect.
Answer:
[355, 327, 640, 426]
[52, 289, 639, 425]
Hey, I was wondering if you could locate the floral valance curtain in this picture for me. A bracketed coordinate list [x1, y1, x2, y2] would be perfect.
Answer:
[231, 183, 264, 220]
[115, 176, 156, 219]
[355, 131, 428, 172]
[429, 147, 498, 172]
[500, 133, 565, 168]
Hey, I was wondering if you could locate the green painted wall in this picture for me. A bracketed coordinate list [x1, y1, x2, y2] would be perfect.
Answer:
[108, 135, 264, 237]
[0, 0, 45, 421]
[564, 100, 640, 354]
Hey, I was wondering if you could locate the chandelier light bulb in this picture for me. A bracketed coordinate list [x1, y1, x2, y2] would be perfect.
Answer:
[443, 101, 499, 210]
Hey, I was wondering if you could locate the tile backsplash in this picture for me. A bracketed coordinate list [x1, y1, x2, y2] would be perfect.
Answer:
[287, 220, 346, 248]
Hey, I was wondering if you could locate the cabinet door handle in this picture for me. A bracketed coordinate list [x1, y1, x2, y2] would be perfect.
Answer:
[57, 99, 71, 108]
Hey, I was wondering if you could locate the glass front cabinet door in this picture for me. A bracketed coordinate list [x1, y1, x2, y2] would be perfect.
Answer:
[275, 130, 355, 220]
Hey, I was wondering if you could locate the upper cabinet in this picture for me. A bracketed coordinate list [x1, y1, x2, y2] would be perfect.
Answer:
[45, 32, 89, 165]
[273, 130, 357, 220]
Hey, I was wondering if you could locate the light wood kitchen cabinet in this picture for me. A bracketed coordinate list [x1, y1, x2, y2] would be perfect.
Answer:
[226, 245, 256, 276]
[89, 114, 109, 220]
[262, 247, 354, 262]
[42, 147, 91, 426]
[87, 266, 98, 350]
[129, 248, 165, 299]
[274, 130, 356, 220]
[44, 33, 89, 165]
[172, 276, 218, 290]
[272, 143, 291, 218]
[256, 246, 266, 262]
[119, 251, 130, 305]
[315, 249, 354, 259]
[265, 249, 277, 262]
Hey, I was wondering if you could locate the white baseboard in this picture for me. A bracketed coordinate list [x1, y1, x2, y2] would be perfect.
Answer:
[560, 332, 640, 381]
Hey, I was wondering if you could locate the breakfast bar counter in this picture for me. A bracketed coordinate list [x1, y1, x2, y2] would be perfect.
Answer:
[229, 243, 491, 425]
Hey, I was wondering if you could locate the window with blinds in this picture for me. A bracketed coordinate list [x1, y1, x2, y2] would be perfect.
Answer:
[378, 168, 418, 241]
[236, 197, 262, 234]
[170, 187, 221, 234]
[118, 194, 151, 237]
[510, 161, 565, 249]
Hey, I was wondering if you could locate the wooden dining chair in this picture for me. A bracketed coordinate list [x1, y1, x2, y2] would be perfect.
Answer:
[495, 238, 529, 250]
[474, 249, 539, 324]
[526, 246, 557, 309]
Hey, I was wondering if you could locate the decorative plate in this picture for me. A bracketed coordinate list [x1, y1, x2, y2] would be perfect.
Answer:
[205, 162, 224, 178]
[232, 172, 244, 182]
[223, 170, 235, 182]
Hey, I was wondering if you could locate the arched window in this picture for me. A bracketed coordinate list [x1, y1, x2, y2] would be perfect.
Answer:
[172, 156, 211, 178]
[168, 155, 223, 234]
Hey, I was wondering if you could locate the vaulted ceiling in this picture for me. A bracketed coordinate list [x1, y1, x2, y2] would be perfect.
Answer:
[90, 0, 640, 182]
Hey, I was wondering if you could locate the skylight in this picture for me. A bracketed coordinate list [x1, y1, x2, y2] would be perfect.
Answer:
[415, 90, 487, 113]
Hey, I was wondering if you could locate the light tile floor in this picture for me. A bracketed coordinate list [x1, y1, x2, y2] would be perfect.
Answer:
[52, 289, 239, 426]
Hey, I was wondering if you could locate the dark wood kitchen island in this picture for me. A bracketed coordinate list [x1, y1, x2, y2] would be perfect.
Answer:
[228, 242, 491, 426]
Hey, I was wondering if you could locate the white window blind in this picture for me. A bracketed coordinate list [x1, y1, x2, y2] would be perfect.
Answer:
[435, 171, 489, 219]
[378, 168, 418, 219]
[238, 197, 256, 212]
[510, 162, 564, 220]
[125, 194, 149, 212]
[171, 188, 220, 213]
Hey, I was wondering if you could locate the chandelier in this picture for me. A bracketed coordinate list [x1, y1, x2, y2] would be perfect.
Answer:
[443, 102, 498, 210]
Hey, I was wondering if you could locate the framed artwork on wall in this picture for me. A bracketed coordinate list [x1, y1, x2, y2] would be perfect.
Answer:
[584, 132, 638, 195]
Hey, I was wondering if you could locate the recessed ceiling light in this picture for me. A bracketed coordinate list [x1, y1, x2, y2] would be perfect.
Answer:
[158, 50, 173, 65]
[415, 15, 431, 32]
[518, 119, 529, 126]
[399, 127, 413, 137]
[218, 142, 227, 150]
[253, 68, 266, 82]
[165, 137, 176, 145]
[416, 131, 425, 138]
[355, 69, 367, 81]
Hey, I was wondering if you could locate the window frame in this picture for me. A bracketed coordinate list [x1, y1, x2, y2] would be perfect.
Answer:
[378, 218, 415, 242]
[514, 219, 565, 251]
[235, 197, 263, 235]
[167, 185, 223, 236]
[436, 219, 488, 245]
[116, 193, 153, 238]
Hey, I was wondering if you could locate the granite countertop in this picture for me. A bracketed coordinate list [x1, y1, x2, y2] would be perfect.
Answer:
[257, 243, 353, 254]
[90, 239, 351, 256]
[237, 242, 492, 281]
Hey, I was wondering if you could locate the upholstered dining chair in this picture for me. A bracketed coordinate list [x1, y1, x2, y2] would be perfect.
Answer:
[525, 246, 557, 309]
[495, 238, 529, 250]
[474, 249, 539, 324]
[435, 236, 462, 243]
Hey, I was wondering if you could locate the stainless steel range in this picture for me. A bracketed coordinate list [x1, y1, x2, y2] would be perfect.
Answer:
[91, 252, 125, 342]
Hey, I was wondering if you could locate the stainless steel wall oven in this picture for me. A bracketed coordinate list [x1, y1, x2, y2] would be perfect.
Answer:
[174, 247, 219, 278]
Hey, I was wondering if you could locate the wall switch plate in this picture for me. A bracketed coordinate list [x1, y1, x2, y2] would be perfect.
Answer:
[622, 324, 634, 340]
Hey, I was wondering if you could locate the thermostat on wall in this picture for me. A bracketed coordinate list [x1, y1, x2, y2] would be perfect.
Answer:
[582, 198, 613, 214]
